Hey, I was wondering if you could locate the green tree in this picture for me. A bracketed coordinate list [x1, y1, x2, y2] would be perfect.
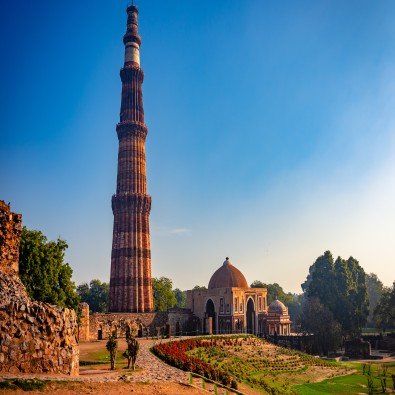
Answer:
[250, 281, 302, 322]
[251, 281, 288, 303]
[77, 279, 109, 313]
[250, 280, 265, 288]
[374, 282, 395, 331]
[123, 332, 139, 370]
[106, 333, 118, 370]
[299, 297, 342, 355]
[365, 273, 384, 326]
[173, 288, 186, 308]
[333, 256, 369, 335]
[302, 251, 369, 337]
[193, 285, 207, 290]
[153, 277, 177, 311]
[302, 251, 335, 308]
[19, 227, 79, 310]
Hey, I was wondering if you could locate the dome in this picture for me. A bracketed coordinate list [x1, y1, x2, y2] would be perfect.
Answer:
[208, 258, 248, 289]
[268, 298, 288, 314]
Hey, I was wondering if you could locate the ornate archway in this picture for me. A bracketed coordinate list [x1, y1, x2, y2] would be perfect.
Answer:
[205, 299, 216, 334]
[246, 298, 255, 334]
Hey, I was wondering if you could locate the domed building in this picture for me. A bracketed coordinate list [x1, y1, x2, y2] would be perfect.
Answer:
[208, 259, 249, 289]
[266, 298, 292, 336]
[187, 258, 291, 336]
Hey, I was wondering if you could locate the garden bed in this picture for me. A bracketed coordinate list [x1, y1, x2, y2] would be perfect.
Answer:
[152, 335, 351, 394]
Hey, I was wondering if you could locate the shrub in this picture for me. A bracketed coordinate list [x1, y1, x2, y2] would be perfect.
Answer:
[152, 337, 235, 386]
[124, 332, 139, 370]
[106, 333, 118, 370]
[0, 380, 46, 391]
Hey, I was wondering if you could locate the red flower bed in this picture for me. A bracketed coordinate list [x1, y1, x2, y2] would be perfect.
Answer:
[151, 338, 234, 387]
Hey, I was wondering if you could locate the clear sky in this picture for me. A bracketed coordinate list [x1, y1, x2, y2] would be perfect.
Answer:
[1, 0, 394, 293]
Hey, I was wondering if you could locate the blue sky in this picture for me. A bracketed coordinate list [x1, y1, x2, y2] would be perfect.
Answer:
[1, 1, 394, 293]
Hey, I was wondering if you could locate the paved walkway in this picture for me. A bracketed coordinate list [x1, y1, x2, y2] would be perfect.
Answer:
[0, 338, 189, 384]
[118, 338, 188, 383]
[77, 337, 190, 383]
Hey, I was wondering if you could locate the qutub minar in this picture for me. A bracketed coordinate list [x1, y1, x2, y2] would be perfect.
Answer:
[109, 4, 153, 313]
[88, 4, 292, 340]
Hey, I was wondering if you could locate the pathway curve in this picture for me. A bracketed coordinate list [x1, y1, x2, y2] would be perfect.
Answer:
[126, 338, 188, 383]
[0, 338, 190, 384]
[78, 337, 190, 383]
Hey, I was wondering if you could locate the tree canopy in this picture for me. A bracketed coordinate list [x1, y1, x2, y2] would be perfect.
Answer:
[374, 282, 395, 331]
[299, 297, 342, 355]
[250, 281, 302, 322]
[19, 227, 80, 310]
[302, 250, 369, 337]
[173, 288, 186, 308]
[152, 277, 177, 311]
[77, 279, 109, 313]
[250, 280, 265, 288]
[365, 273, 384, 326]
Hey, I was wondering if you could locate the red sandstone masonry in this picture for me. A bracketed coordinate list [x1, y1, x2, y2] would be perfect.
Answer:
[109, 5, 154, 313]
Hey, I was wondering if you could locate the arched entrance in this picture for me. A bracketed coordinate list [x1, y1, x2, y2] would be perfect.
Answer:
[137, 324, 143, 338]
[246, 298, 255, 334]
[205, 299, 216, 334]
[175, 321, 181, 336]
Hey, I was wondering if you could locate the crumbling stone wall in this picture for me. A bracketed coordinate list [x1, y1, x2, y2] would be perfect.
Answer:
[89, 312, 169, 340]
[0, 201, 79, 375]
[0, 201, 22, 275]
[86, 309, 194, 341]
[78, 303, 90, 342]
[167, 308, 195, 335]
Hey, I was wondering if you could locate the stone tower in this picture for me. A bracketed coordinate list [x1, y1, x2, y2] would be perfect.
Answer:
[109, 5, 153, 313]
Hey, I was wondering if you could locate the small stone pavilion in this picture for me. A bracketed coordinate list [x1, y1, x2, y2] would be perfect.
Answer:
[186, 258, 292, 336]
[266, 298, 292, 336]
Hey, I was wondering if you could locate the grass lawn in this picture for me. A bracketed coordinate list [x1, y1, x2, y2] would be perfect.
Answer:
[80, 349, 124, 364]
[294, 362, 395, 395]
[79, 339, 140, 372]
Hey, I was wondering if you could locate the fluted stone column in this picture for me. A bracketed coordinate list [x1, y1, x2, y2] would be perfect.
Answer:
[109, 5, 153, 313]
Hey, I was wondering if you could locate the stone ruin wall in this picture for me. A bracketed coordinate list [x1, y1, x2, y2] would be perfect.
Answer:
[85, 309, 193, 341]
[0, 200, 21, 275]
[78, 302, 90, 342]
[167, 308, 197, 336]
[89, 311, 168, 340]
[0, 201, 79, 375]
